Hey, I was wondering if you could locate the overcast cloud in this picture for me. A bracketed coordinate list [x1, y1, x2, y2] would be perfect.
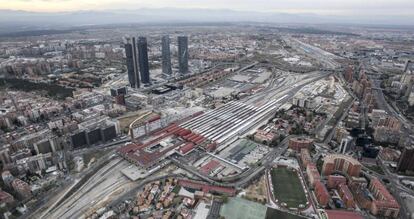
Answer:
[2, 0, 414, 16]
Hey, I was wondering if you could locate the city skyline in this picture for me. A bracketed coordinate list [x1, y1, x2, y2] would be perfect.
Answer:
[1, 2, 414, 219]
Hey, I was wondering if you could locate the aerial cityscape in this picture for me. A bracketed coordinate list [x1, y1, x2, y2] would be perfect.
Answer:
[0, 1, 414, 219]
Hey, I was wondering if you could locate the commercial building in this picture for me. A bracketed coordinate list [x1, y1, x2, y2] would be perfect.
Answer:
[401, 60, 413, 87]
[33, 136, 64, 154]
[16, 153, 54, 174]
[1, 171, 14, 188]
[137, 37, 150, 84]
[373, 126, 400, 144]
[70, 117, 119, 149]
[397, 146, 414, 173]
[378, 147, 400, 162]
[0, 147, 12, 166]
[11, 178, 32, 200]
[322, 154, 361, 177]
[110, 86, 127, 105]
[339, 136, 353, 154]
[178, 36, 189, 74]
[334, 127, 350, 144]
[0, 190, 14, 206]
[161, 35, 172, 75]
[125, 37, 140, 88]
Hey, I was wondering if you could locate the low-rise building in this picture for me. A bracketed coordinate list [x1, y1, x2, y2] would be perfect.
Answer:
[11, 178, 32, 200]
[289, 137, 314, 152]
[327, 175, 347, 189]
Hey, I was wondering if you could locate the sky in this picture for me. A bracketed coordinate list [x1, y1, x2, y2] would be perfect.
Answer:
[2, 0, 414, 16]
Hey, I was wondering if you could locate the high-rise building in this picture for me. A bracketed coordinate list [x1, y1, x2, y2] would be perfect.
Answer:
[138, 37, 150, 84]
[397, 146, 414, 172]
[322, 154, 362, 177]
[339, 136, 353, 154]
[368, 178, 400, 218]
[178, 36, 189, 74]
[161, 35, 172, 75]
[125, 37, 140, 88]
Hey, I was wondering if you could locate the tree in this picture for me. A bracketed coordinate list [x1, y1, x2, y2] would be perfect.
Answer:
[221, 195, 229, 203]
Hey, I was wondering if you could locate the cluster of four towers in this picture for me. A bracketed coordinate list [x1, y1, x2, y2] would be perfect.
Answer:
[125, 36, 188, 88]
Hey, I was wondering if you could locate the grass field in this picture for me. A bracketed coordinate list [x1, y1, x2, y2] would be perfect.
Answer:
[265, 208, 306, 219]
[220, 197, 267, 219]
[366, 165, 385, 175]
[270, 167, 307, 208]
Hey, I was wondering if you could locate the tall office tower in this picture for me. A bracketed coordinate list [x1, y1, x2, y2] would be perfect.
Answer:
[161, 35, 172, 75]
[397, 146, 414, 172]
[125, 37, 140, 88]
[178, 36, 189, 74]
[137, 37, 150, 84]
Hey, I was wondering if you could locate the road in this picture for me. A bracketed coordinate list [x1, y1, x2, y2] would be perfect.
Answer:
[170, 136, 291, 189]
[40, 156, 134, 219]
[367, 70, 413, 132]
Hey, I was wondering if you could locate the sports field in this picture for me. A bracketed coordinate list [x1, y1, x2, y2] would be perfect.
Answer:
[265, 208, 306, 219]
[220, 197, 266, 219]
[270, 167, 307, 208]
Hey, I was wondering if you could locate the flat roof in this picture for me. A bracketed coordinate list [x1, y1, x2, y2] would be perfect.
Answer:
[325, 210, 364, 219]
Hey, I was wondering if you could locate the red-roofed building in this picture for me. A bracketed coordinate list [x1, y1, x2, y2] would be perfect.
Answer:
[205, 143, 217, 152]
[0, 190, 14, 206]
[338, 183, 355, 209]
[322, 154, 361, 177]
[288, 137, 314, 152]
[179, 143, 195, 155]
[368, 178, 400, 218]
[306, 163, 321, 188]
[200, 160, 220, 175]
[11, 179, 32, 200]
[325, 210, 364, 219]
[315, 181, 330, 207]
[327, 175, 347, 189]
[178, 179, 235, 196]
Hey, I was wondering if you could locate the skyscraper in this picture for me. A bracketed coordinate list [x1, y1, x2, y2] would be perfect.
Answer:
[161, 35, 172, 75]
[125, 37, 140, 88]
[138, 37, 150, 84]
[397, 146, 414, 172]
[178, 36, 189, 74]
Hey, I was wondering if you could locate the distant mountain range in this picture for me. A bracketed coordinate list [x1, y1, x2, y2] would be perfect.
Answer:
[0, 8, 412, 32]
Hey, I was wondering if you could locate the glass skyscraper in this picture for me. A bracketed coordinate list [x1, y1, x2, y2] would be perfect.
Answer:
[125, 37, 140, 88]
[161, 35, 172, 75]
[178, 36, 189, 74]
[137, 37, 150, 84]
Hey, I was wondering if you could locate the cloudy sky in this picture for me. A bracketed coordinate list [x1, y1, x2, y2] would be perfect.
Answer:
[2, 0, 414, 16]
